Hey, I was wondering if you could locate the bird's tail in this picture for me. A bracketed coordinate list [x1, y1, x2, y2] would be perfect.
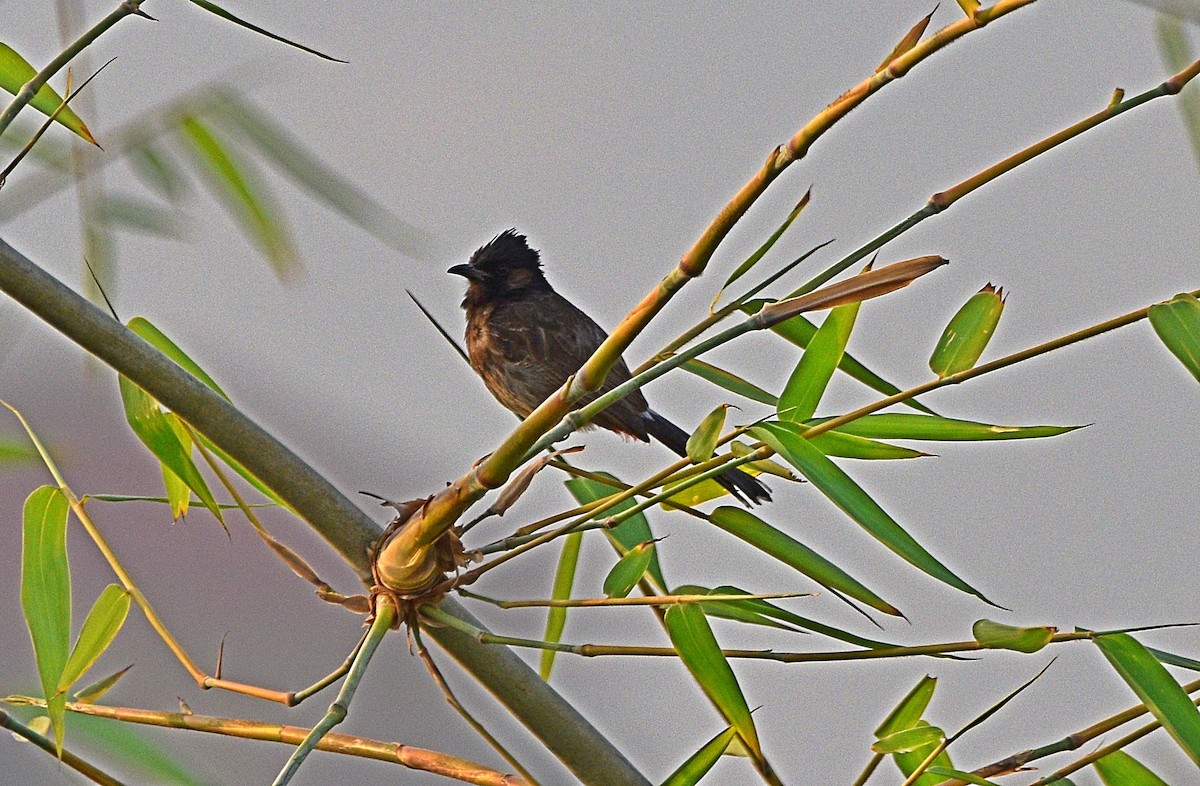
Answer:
[643, 409, 771, 506]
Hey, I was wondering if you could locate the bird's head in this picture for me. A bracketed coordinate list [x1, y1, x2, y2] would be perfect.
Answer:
[448, 229, 550, 304]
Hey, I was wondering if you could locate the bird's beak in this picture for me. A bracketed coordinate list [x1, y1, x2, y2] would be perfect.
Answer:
[447, 263, 484, 281]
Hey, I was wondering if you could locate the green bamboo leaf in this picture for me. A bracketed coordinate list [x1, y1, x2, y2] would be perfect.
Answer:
[891, 720, 954, 785]
[128, 139, 190, 200]
[815, 413, 1082, 442]
[728, 442, 797, 480]
[185, 0, 344, 62]
[566, 475, 665, 589]
[712, 190, 811, 309]
[162, 414, 193, 520]
[876, 676, 937, 738]
[743, 300, 935, 414]
[660, 726, 739, 786]
[21, 485, 71, 751]
[924, 767, 1002, 786]
[778, 297, 860, 421]
[213, 92, 439, 259]
[540, 531, 582, 680]
[0, 437, 37, 464]
[676, 584, 901, 649]
[178, 114, 301, 282]
[74, 664, 133, 704]
[57, 585, 130, 693]
[664, 604, 762, 759]
[807, 430, 928, 460]
[687, 405, 728, 463]
[1148, 645, 1200, 673]
[1095, 632, 1200, 765]
[1094, 749, 1170, 786]
[682, 359, 777, 406]
[929, 284, 1005, 378]
[66, 712, 210, 786]
[872, 724, 945, 754]
[1148, 293, 1200, 383]
[972, 619, 1055, 653]
[709, 507, 899, 616]
[604, 541, 656, 599]
[118, 376, 224, 524]
[752, 421, 992, 604]
[0, 43, 95, 143]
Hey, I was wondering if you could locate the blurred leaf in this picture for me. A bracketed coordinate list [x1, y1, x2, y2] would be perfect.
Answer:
[709, 507, 898, 616]
[929, 284, 1005, 378]
[96, 195, 184, 238]
[877, 9, 935, 72]
[118, 376, 224, 524]
[74, 664, 133, 704]
[0, 436, 37, 464]
[21, 485, 70, 751]
[604, 541, 656, 599]
[876, 676, 937, 738]
[743, 301, 935, 414]
[67, 712, 210, 786]
[1148, 292, 1200, 383]
[1156, 15, 1200, 168]
[677, 584, 901, 649]
[681, 359, 777, 406]
[178, 114, 302, 283]
[807, 430, 928, 460]
[660, 726, 739, 786]
[778, 297, 860, 422]
[566, 475, 665, 589]
[815, 413, 1082, 442]
[0, 43, 95, 143]
[664, 604, 762, 760]
[128, 139, 189, 200]
[540, 531, 582, 681]
[58, 585, 130, 693]
[213, 92, 440, 259]
[872, 724, 945, 754]
[712, 191, 810, 309]
[972, 619, 1055, 653]
[1095, 632, 1200, 765]
[687, 405, 728, 463]
[925, 767, 1000, 785]
[752, 421, 992, 604]
[185, 0, 345, 62]
[1094, 749, 1170, 786]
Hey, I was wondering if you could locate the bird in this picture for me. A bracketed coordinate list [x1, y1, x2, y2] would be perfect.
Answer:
[449, 229, 770, 505]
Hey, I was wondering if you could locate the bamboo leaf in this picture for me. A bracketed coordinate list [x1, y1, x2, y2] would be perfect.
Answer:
[184, 0, 345, 62]
[118, 376, 224, 524]
[660, 726, 739, 786]
[687, 405, 728, 463]
[728, 442, 798, 480]
[972, 619, 1055, 653]
[74, 664, 133, 704]
[712, 191, 811, 309]
[924, 768, 1001, 786]
[21, 485, 71, 751]
[96, 195, 184, 239]
[178, 114, 302, 282]
[876, 676, 937, 738]
[815, 413, 1082, 442]
[929, 284, 1005, 378]
[566, 475, 665, 589]
[807, 430, 928, 460]
[778, 297, 860, 422]
[1095, 632, 1200, 765]
[681, 359, 777, 406]
[752, 421, 993, 604]
[664, 604, 762, 760]
[743, 301, 935, 414]
[540, 531, 582, 681]
[1094, 749, 1170, 786]
[877, 9, 936, 72]
[1148, 292, 1200, 383]
[0, 43, 94, 143]
[603, 541, 656, 599]
[872, 724, 945, 754]
[58, 585, 130, 693]
[709, 507, 899, 616]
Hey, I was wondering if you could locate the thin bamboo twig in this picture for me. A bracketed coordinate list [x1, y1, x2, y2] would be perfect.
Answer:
[0, 709, 124, 785]
[0, 0, 148, 140]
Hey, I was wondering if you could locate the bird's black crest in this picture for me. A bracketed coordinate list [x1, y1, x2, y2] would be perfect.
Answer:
[469, 228, 541, 271]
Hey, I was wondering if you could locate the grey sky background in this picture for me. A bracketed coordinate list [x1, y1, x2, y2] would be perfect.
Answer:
[2, 2, 1199, 784]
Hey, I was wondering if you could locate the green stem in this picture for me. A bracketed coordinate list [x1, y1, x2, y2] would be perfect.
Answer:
[0, 0, 147, 140]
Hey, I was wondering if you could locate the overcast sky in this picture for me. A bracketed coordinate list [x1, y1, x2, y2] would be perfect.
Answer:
[2, 3, 1200, 784]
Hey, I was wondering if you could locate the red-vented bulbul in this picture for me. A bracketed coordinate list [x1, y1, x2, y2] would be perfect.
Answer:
[449, 229, 771, 505]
